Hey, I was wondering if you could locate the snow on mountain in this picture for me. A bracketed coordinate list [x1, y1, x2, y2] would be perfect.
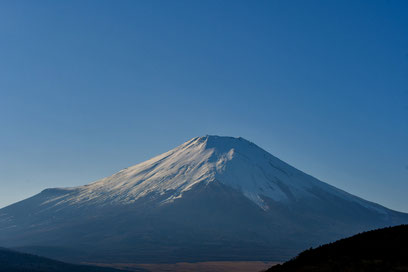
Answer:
[40, 135, 385, 212]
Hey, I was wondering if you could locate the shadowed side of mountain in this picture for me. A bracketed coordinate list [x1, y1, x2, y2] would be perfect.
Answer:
[266, 224, 408, 272]
[3, 181, 298, 263]
[4, 181, 407, 264]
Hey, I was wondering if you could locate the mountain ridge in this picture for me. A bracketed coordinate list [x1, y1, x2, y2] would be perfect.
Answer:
[0, 247, 132, 272]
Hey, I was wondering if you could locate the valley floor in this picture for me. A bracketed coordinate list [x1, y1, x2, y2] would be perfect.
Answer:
[87, 261, 280, 272]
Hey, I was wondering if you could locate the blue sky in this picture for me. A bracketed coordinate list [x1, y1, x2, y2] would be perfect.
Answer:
[0, 0, 407, 211]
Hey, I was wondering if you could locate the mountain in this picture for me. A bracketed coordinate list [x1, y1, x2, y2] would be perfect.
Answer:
[0, 247, 131, 272]
[0, 136, 407, 264]
[266, 224, 408, 272]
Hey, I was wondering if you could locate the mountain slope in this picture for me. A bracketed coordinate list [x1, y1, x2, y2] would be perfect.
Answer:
[0, 247, 131, 272]
[0, 136, 407, 263]
[266, 224, 408, 272]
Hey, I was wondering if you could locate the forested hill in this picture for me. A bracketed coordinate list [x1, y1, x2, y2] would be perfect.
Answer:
[267, 224, 408, 272]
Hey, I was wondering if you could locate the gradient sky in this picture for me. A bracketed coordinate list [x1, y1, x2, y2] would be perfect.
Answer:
[0, 0, 407, 212]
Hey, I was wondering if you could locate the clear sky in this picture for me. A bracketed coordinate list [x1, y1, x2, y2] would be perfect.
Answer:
[0, 0, 407, 212]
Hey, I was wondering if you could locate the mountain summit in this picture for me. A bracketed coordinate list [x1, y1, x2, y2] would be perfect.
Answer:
[0, 136, 407, 263]
[31, 135, 386, 211]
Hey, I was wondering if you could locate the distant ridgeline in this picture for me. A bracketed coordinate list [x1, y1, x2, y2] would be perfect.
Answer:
[267, 224, 408, 272]
[0, 247, 133, 272]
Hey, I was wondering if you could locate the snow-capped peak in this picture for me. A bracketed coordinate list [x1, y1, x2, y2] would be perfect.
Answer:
[39, 136, 386, 212]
